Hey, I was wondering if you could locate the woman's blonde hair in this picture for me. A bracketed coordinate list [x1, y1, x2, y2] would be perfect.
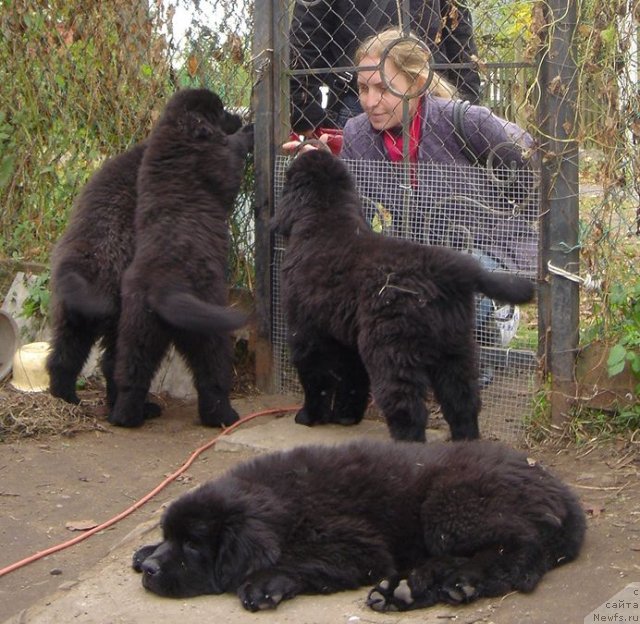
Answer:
[354, 28, 457, 100]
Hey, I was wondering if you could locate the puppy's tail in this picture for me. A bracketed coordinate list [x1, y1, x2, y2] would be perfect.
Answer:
[476, 271, 536, 304]
[148, 291, 248, 334]
[56, 272, 116, 318]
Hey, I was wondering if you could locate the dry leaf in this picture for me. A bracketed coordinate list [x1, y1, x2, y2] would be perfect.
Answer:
[547, 75, 564, 96]
[65, 519, 98, 531]
[187, 55, 199, 78]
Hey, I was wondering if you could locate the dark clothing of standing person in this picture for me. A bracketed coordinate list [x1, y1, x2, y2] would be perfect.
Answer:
[289, 0, 482, 135]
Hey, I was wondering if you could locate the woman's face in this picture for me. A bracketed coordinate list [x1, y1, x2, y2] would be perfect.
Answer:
[357, 55, 422, 131]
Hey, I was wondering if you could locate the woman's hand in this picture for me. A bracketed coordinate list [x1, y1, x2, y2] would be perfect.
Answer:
[281, 140, 317, 154]
[281, 133, 332, 156]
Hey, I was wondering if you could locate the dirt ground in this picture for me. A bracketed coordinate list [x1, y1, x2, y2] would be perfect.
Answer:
[0, 385, 639, 624]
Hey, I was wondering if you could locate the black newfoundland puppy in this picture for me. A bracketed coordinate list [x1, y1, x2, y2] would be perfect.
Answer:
[133, 439, 586, 612]
[274, 149, 536, 442]
[47, 142, 146, 408]
[46, 90, 244, 411]
[107, 89, 253, 428]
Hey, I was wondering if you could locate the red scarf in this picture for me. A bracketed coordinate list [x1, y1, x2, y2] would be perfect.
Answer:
[382, 98, 423, 163]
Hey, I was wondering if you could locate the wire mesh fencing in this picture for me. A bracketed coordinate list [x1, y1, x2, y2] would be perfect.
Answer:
[268, 0, 640, 432]
[269, 0, 544, 440]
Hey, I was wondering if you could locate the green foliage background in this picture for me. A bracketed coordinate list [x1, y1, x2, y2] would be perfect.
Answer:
[0, 1, 172, 260]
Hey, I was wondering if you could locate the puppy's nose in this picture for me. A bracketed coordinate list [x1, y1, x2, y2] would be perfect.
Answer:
[141, 559, 161, 576]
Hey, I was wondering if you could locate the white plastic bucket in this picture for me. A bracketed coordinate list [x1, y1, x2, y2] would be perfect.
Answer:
[10, 341, 52, 392]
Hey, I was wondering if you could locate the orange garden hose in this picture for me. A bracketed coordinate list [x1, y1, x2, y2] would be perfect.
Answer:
[0, 405, 300, 579]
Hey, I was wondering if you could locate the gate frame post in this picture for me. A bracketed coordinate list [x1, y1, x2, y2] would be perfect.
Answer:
[252, 0, 290, 392]
[537, 0, 581, 423]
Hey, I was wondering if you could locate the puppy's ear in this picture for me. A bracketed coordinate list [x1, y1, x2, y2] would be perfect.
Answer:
[182, 111, 226, 142]
[221, 110, 243, 134]
[214, 514, 281, 591]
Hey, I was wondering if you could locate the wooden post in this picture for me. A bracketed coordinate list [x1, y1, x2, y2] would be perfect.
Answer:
[252, 0, 291, 392]
[252, 0, 275, 391]
[537, 0, 580, 423]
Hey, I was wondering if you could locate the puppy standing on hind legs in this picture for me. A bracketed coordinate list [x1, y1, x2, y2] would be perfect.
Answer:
[46, 143, 145, 408]
[274, 149, 536, 442]
[46, 100, 244, 412]
[108, 88, 253, 428]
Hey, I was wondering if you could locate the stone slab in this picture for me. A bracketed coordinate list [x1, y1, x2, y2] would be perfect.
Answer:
[214, 410, 448, 453]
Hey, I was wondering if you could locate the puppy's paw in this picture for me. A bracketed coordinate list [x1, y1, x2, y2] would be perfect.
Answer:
[132, 544, 160, 572]
[238, 583, 283, 612]
[294, 407, 319, 426]
[49, 382, 80, 405]
[107, 409, 145, 428]
[328, 410, 361, 426]
[367, 577, 427, 612]
[367, 568, 452, 612]
[143, 402, 162, 419]
[237, 572, 298, 612]
[439, 572, 480, 604]
[200, 404, 239, 427]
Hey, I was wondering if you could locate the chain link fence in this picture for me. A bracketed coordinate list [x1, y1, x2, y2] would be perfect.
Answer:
[2, 1, 639, 435]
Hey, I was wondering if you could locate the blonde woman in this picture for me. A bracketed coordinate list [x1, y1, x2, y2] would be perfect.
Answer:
[341, 28, 531, 169]
[289, 0, 481, 135]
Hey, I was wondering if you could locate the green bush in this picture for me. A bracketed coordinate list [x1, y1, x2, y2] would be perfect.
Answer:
[0, 1, 173, 261]
[605, 280, 640, 429]
[607, 281, 640, 383]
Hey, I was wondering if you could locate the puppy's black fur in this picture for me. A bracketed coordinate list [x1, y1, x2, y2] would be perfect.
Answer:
[47, 142, 145, 407]
[108, 89, 253, 428]
[46, 94, 244, 409]
[133, 439, 586, 612]
[273, 150, 536, 442]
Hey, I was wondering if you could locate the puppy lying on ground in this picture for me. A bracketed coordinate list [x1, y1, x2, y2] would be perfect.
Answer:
[273, 149, 536, 442]
[46, 92, 243, 412]
[133, 439, 585, 612]
[108, 88, 253, 428]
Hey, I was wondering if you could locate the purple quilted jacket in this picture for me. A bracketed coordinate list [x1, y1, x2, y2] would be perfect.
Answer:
[341, 95, 532, 166]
